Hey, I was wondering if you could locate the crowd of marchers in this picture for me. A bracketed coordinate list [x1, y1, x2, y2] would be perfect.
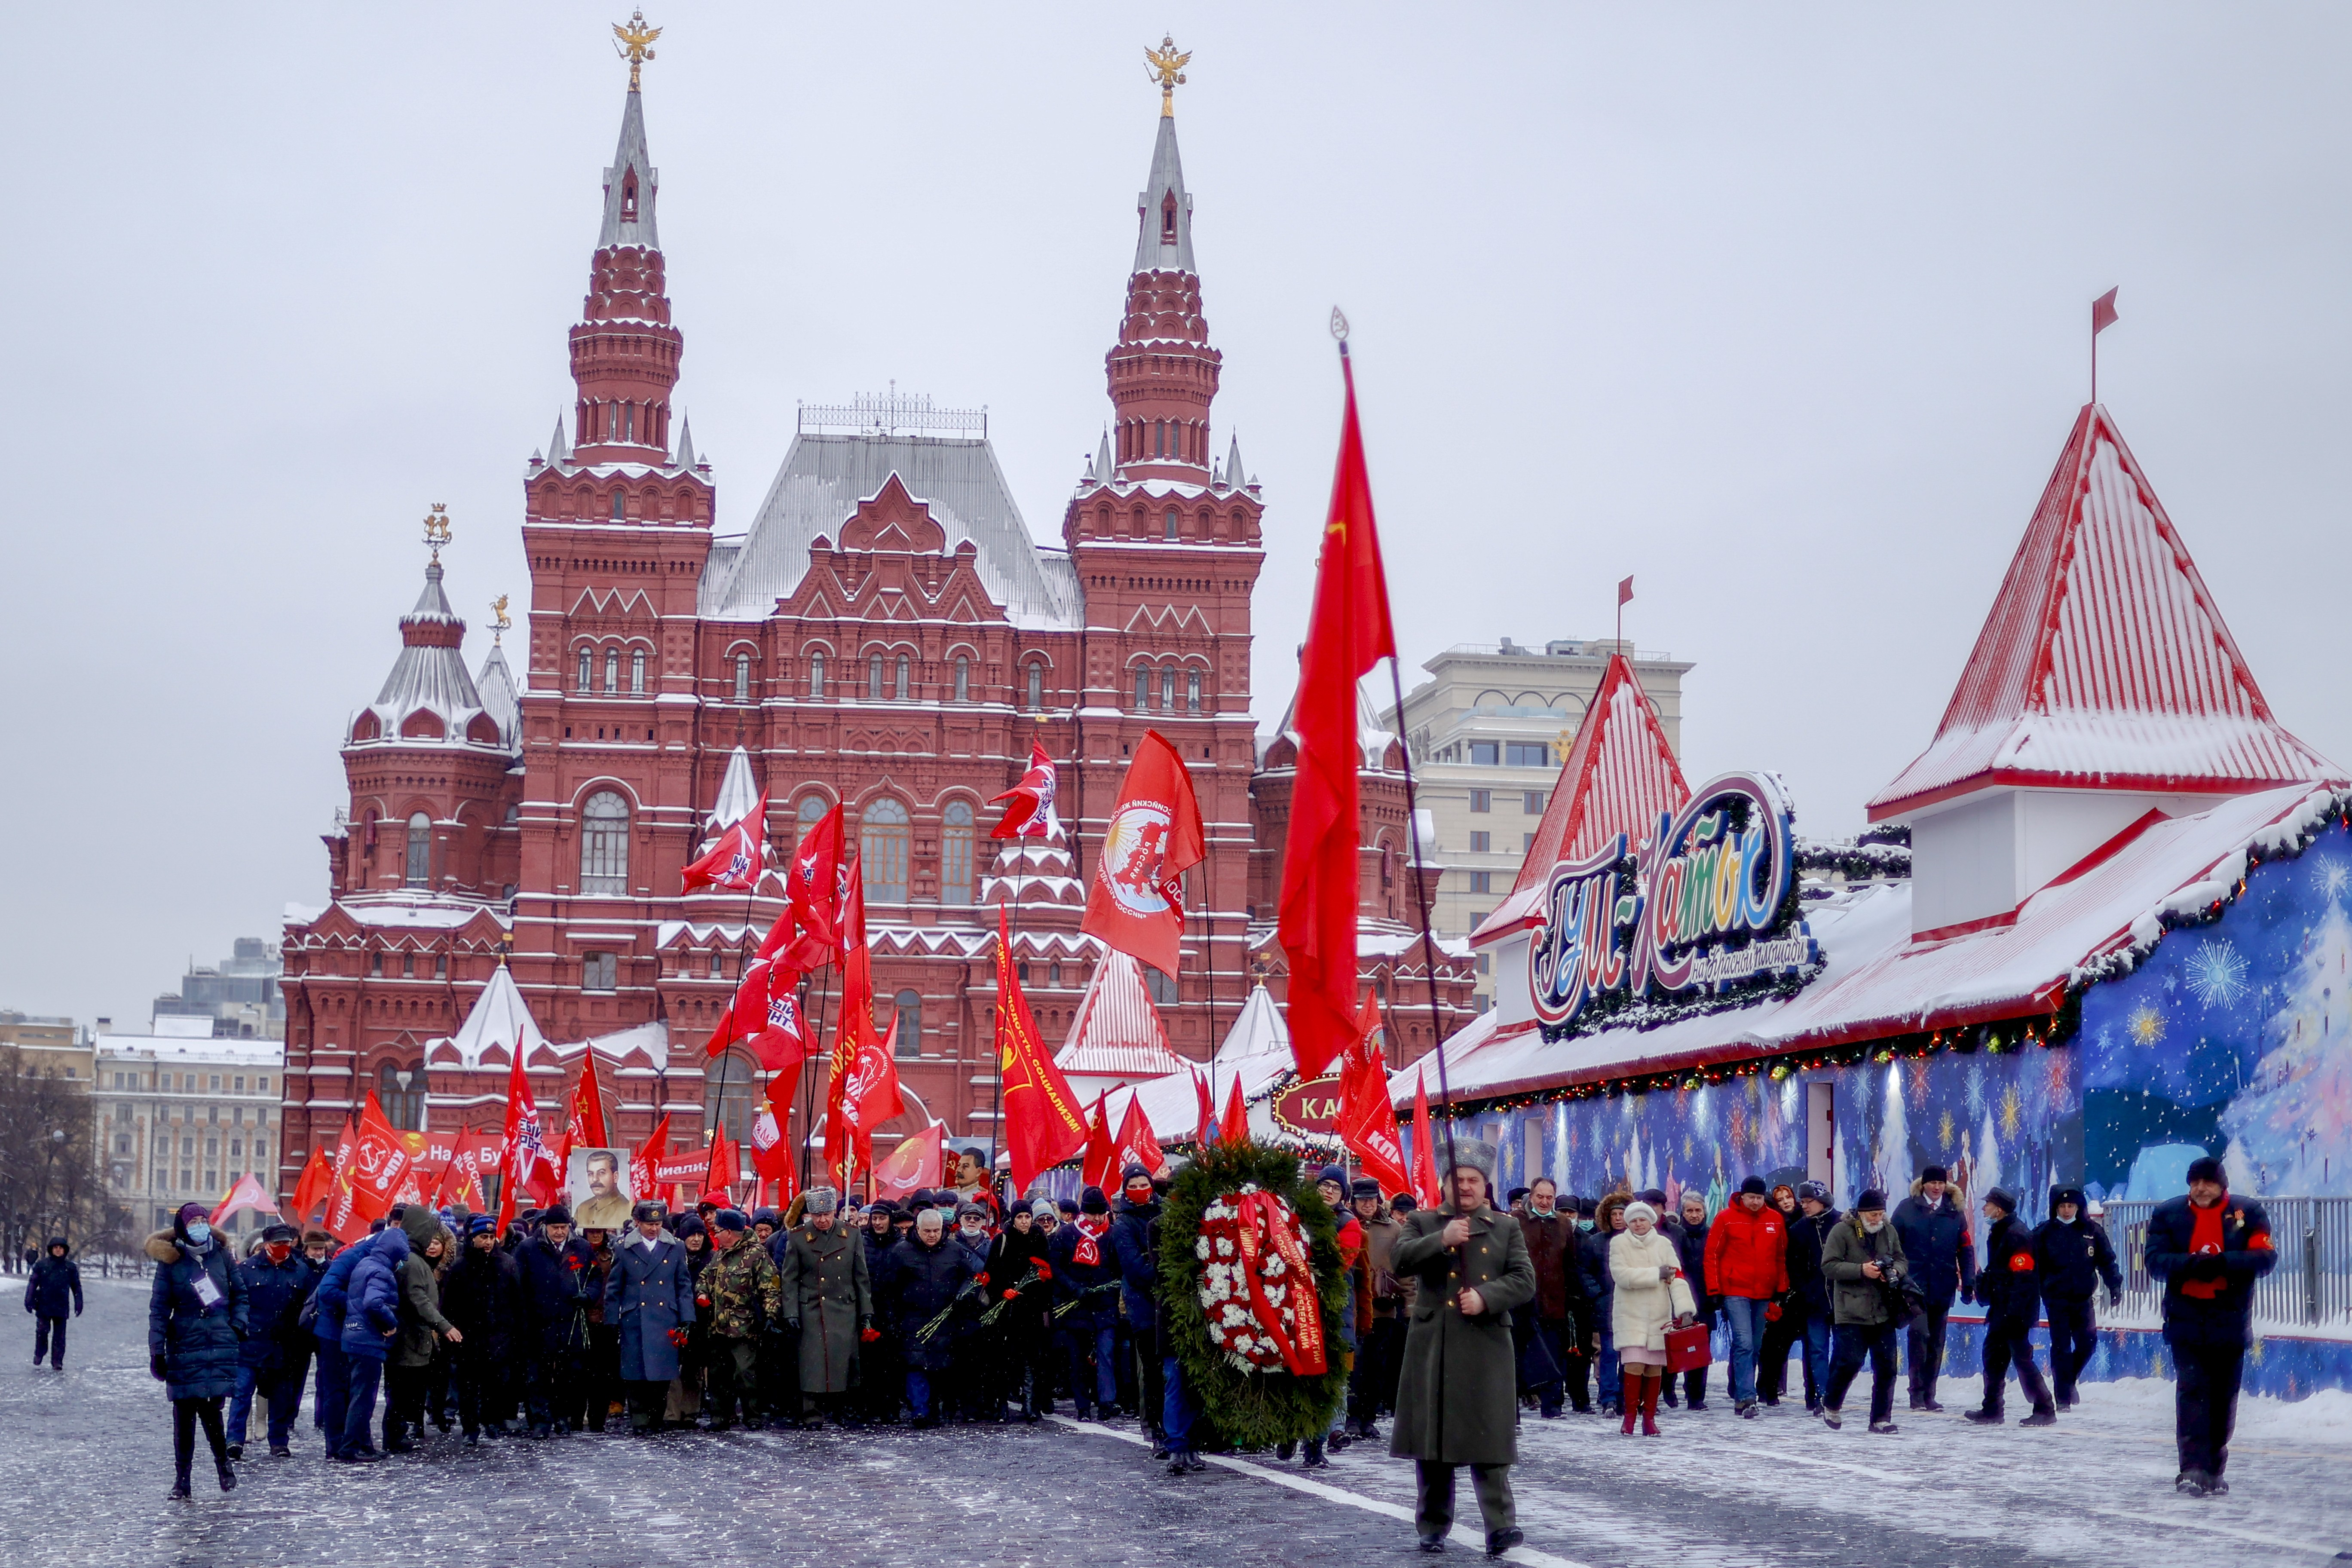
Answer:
[98, 1144, 2272, 1505]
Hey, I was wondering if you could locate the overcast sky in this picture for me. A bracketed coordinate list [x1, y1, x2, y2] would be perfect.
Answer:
[6, 5, 2349, 1031]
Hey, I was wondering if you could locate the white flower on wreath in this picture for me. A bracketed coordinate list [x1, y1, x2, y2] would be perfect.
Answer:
[1215, 1237, 1236, 1258]
[1195, 1236, 1212, 1259]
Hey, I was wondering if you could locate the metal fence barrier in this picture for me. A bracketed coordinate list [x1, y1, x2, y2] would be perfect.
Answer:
[2104, 1195, 2352, 1335]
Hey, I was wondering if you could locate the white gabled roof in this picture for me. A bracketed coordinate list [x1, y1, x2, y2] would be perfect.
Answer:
[438, 964, 547, 1071]
[1054, 952, 1188, 1080]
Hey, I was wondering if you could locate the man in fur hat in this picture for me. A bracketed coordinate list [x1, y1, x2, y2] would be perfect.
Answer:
[1390, 1136, 1536, 1558]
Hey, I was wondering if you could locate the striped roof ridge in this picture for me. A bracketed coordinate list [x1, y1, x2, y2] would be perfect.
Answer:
[1509, 651, 1692, 896]
[1053, 950, 1189, 1079]
[1869, 404, 2340, 818]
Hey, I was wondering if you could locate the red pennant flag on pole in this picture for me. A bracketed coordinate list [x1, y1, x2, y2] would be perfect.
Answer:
[344, 1093, 411, 1225]
[706, 951, 808, 1073]
[555, 1048, 611, 1174]
[781, 805, 848, 971]
[1192, 1067, 1215, 1146]
[1277, 342, 1398, 1084]
[495, 1040, 558, 1230]
[1408, 1068, 1443, 1210]
[872, 1121, 943, 1204]
[1339, 998, 1410, 1198]
[209, 1172, 280, 1231]
[682, 793, 768, 894]
[1218, 1072, 1250, 1148]
[630, 1112, 672, 1205]
[749, 1089, 798, 1210]
[290, 1144, 334, 1224]
[1113, 1094, 1166, 1179]
[2092, 286, 2120, 336]
[989, 742, 1062, 840]
[821, 856, 876, 1191]
[835, 1015, 906, 1181]
[1081, 1092, 1117, 1193]
[994, 904, 1089, 1197]
[703, 1127, 740, 1204]
[1080, 730, 1205, 980]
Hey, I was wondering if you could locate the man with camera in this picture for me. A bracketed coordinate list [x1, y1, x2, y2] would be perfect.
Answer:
[1818, 1188, 1909, 1434]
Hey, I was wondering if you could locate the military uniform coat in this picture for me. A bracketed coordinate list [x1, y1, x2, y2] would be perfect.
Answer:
[604, 1229, 697, 1382]
[1389, 1203, 1537, 1467]
[777, 1220, 871, 1393]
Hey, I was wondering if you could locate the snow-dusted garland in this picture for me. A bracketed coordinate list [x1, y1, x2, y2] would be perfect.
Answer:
[1194, 1184, 1306, 1372]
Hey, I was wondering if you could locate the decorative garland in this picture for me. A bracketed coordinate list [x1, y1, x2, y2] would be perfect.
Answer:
[1158, 1139, 1349, 1449]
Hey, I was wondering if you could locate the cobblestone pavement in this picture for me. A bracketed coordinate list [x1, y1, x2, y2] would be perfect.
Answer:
[6, 1279, 2349, 1568]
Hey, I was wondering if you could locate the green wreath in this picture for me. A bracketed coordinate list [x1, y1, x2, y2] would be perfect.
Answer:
[1157, 1139, 1350, 1449]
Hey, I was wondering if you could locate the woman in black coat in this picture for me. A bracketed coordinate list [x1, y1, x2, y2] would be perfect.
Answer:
[983, 1204, 1056, 1421]
[147, 1202, 251, 1498]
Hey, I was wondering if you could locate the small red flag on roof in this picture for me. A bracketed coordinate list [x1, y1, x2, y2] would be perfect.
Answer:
[2092, 287, 2119, 336]
[1617, 575, 1635, 606]
[989, 743, 1062, 841]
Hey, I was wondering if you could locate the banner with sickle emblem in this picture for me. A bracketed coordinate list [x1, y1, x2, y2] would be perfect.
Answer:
[1080, 729, 1205, 978]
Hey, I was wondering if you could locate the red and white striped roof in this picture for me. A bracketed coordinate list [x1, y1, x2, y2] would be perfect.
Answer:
[1871, 404, 2340, 819]
[1472, 652, 1689, 945]
[1053, 950, 1190, 1080]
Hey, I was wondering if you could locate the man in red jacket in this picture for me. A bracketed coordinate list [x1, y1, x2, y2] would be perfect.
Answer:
[1703, 1176, 1789, 1417]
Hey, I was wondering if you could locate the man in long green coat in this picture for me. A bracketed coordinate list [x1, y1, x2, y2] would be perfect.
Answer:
[777, 1188, 871, 1428]
[1391, 1137, 1536, 1557]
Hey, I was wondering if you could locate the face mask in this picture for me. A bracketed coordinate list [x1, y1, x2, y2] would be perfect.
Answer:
[266, 1244, 293, 1263]
[185, 1222, 211, 1247]
[1862, 1217, 1886, 1234]
[1577, 1219, 1595, 1232]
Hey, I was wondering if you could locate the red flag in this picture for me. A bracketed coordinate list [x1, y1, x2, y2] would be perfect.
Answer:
[1277, 351, 1397, 1083]
[436, 1151, 486, 1212]
[1080, 729, 1205, 979]
[994, 905, 1089, 1196]
[835, 1015, 906, 1179]
[209, 1172, 280, 1230]
[683, 793, 768, 894]
[821, 856, 878, 1188]
[873, 1121, 943, 1204]
[1408, 1069, 1443, 1210]
[496, 1041, 559, 1229]
[1617, 574, 1635, 607]
[1192, 1067, 1215, 1145]
[1113, 1094, 1166, 1179]
[1081, 1092, 1117, 1193]
[703, 1128, 739, 1203]
[289, 1144, 334, 1223]
[707, 950, 809, 1073]
[748, 1090, 799, 1209]
[1219, 1073, 1250, 1148]
[630, 1112, 672, 1205]
[989, 742, 1063, 840]
[344, 1093, 410, 1225]
[781, 805, 848, 970]
[2092, 286, 2120, 336]
[1339, 997, 1409, 1197]
[320, 1113, 370, 1242]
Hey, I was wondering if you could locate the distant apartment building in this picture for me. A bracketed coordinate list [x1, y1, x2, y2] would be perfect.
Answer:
[0, 1009, 95, 1084]
[1397, 638, 1692, 1010]
[95, 1022, 287, 1234]
[151, 937, 285, 1041]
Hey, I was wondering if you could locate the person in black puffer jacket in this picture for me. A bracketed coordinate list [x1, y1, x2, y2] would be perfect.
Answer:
[1662, 1193, 1717, 1410]
[874, 1209, 978, 1427]
[441, 1215, 524, 1443]
[1963, 1187, 2055, 1427]
[147, 1203, 250, 1498]
[25, 1236, 82, 1370]
[1778, 1183, 1840, 1414]
[229, 1224, 317, 1458]
[511, 1206, 595, 1436]
[2145, 1155, 2276, 1495]
[2034, 1185, 2120, 1409]
[1892, 1167, 1975, 1410]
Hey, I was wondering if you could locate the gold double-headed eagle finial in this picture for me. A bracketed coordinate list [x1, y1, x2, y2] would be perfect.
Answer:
[422, 503, 452, 564]
[1145, 34, 1190, 117]
[613, 10, 660, 91]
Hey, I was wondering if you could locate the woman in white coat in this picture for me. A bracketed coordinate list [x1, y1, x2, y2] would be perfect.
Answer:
[1610, 1200, 1696, 1436]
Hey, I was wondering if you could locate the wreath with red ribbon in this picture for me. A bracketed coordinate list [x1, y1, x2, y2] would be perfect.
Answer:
[1195, 1187, 1327, 1375]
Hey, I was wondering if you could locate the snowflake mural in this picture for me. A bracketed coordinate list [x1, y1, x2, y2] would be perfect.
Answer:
[2000, 1083, 2022, 1141]
[1938, 1109, 1954, 1152]
[2129, 1004, 2166, 1046]
[2312, 855, 2351, 904]
[1965, 1063, 1987, 1117]
[2183, 940, 2253, 1009]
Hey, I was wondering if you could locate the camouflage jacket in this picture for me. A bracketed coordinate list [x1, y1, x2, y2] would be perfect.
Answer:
[698, 1232, 783, 1339]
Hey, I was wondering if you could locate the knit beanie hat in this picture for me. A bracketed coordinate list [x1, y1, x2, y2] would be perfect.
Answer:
[2187, 1156, 2226, 1187]
[1737, 1176, 1767, 1196]
[1623, 1201, 1658, 1226]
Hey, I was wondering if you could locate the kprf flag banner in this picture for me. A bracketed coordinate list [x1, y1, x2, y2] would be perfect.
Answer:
[1277, 348, 1398, 1083]
[1080, 729, 1204, 979]
[821, 855, 879, 1188]
[555, 1048, 611, 1172]
[683, 793, 768, 894]
[872, 1121, 945, 1204]
[320, 1112, 368, 1242]
[994, 904, 1088, 1196]
[750, 1093, 799, 1209]
[1409, 1069, 1443, 1210]
[346, 1093, 411, 1223]
[1081, 1091, 1117, 1194]
[496, 1039, 560, 1228]
[1339, 997, 1409, 1198]
[631, 1112, 672, 1203]
[707, 948, 808, 1073]
[989, 742, 1062, 840]
[1114, 1094, 1166, 1179]
[290, 1145, 335, 1223]
[833, 1015, 906, 1179]
[208, 1173, 279, 1230]
[438, 1130, 501, 1210]
[781, 805, 849, 970]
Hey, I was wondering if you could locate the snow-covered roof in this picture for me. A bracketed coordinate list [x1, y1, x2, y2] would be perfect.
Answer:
[980, 824, 1084, 909]
[704, 434, 1080, 629]
[1053, 951, 1188, 1080]
[1871, 403, 2341, 818]
[1133, 110, 1196, 275]
[349, 562, 515, 756]
[709, 745, 760, 828]
[94, 1034, 285, 1066]
[598, 81, 658, 251]
[1096, 983, 1295, 1147]
[1412, 781, 2349, 1105]
[475, 643, 520, 749]
[436, 964, 547, 1071]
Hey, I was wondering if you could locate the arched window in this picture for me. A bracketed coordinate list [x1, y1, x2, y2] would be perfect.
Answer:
[1154, 420, 1166, 458]
[580, 790, 630, 895]
[1165, 507, 1179, 541]
[577, 649, 592, 692]
[1026, 662, 1044, 710]
[1161, 666, 1177, 712]
[1133, 667, 1149, 710]
[893, 990, 922, 1059]
[895, 654, 910, 701]
[611, 490, 625, 521]
[861, 798, 910, 903]
[734, 652, 751, 702]
[404, 813, 432, 888]
[868, 653, 885, 701]
[1187, 670, 1203, 714]
[630, 649, 647, 695]
[954, 656, 970, 703]
[940, 800, 975, 906]
[603, 648, 620, 694]
[797, 792, 831, 827]
[377, 1060, 423, 1132]
[710, 1050, 759, 1144]
[808, 652, 825, 698]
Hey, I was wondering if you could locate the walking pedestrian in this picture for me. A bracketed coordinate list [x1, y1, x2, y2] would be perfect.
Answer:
[1577, 1194, 1629, 1415]
[1964, 1186, 2056, 1428]
[1515, 1178, 1576, 1420]
[386, 1207, 460, 1452]
[1349, 1179, 1406, 1436]
[607, 1200, 695, 1435]
[228, 1223, 316, 1459]
[147, 1203, 249, 1498]
[1779, 1182, 1840, 1414]
[1892, 1165, 1975, 1411]
[695, 1208, 781, 1431]
[26, 1237, 81, 1369]
[2145, 1156, 2276, 1496]
[2034, 1185, 2121, 1409]
[1391, 1138, 1537, 1558]
[1819, 1188, 1907, 1434]
[1609, 1200, 1697, 1438]
[777, 1188, 871, 1429]
[309, 1228, 377, 1456]
[335, 1222, 407, 1462]
[440, 1216, 521, 1445]
[1702, 1176, 1788, 1418]
[1663, 1191, 1716, 1411]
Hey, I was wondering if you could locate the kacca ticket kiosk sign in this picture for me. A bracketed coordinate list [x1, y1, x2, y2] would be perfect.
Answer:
[1529, 771, 1821, 1038]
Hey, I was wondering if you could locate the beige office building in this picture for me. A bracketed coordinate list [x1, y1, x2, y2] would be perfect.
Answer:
[95, 1022, 287, 1235]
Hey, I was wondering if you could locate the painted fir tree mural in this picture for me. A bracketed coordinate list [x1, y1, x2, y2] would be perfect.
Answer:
[2221, 901, 2352, 1195]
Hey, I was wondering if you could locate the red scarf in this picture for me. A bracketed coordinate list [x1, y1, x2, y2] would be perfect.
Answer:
[2182, 1197, 2227, 1300]
[1072, 1216, 1107, 1268]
